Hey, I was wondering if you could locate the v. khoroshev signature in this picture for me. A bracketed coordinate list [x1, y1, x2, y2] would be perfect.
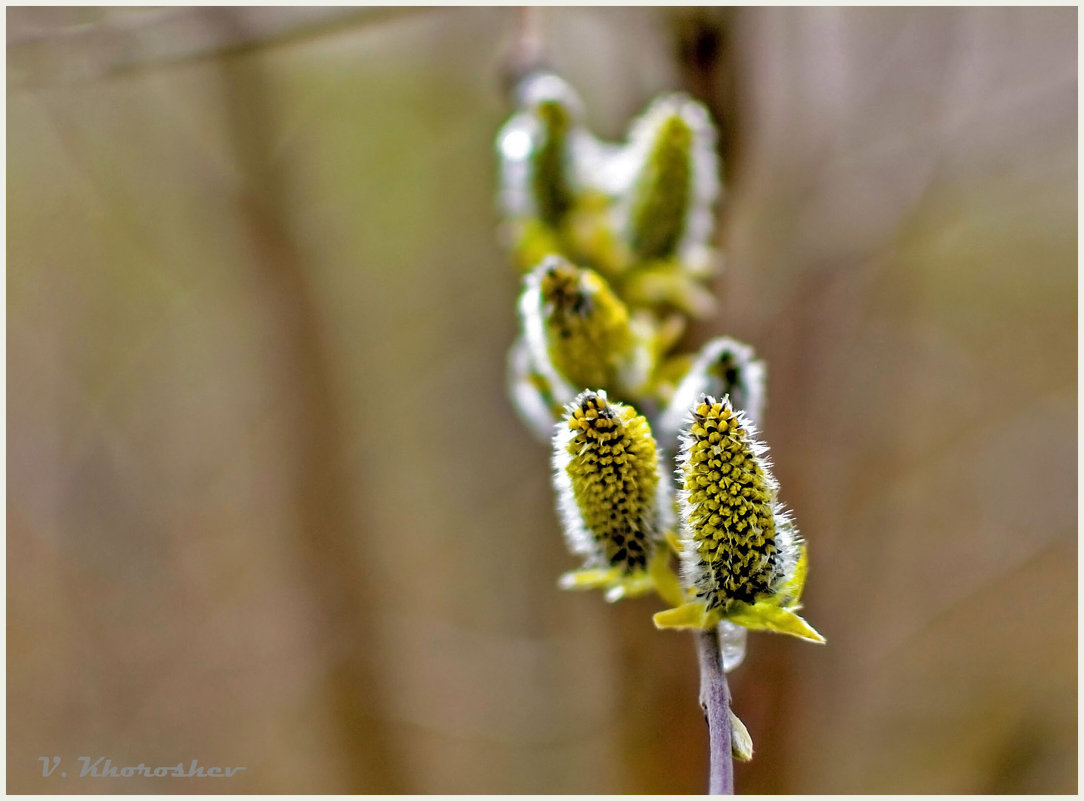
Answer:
[39, 756, 246, 779]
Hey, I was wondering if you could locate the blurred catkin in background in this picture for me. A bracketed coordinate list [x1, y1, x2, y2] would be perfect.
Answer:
[7, 6, 1076, 794]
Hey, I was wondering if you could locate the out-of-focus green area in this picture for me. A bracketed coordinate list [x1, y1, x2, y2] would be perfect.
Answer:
[7, 6, 1076, 794]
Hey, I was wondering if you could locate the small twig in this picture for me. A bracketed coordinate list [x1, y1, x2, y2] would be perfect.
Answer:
[696, 628, 735, 794]
[498, 6, 550, 100]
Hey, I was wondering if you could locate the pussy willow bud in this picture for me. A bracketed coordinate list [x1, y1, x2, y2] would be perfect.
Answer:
[519, 256, 634, 397]
[497, 72, 588, 227]
[655, 396, 823, 642]
[552, 390, 669, 597]
[621, 94, 720, 263]
[657, 337, 766, 448]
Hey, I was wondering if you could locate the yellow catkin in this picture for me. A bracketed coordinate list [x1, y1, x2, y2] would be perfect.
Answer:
[630, 114, 693, 260]
[678, 396, 784, 611]
[553, 390, 661, 574]
[534, 258, 632, 391]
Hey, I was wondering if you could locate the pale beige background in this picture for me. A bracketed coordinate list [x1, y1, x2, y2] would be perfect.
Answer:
[8, 6, 1076, 793]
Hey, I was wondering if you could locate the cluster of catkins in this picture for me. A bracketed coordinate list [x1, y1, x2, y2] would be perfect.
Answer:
[496, 73, 823, 714]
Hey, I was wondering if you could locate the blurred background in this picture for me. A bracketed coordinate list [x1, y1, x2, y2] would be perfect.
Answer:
[7, 6, 1076, 794]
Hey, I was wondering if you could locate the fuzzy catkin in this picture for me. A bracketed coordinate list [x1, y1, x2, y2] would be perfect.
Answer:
[553, 390, 662, 574]
[677, 396, 800, 611]
[521, 256, 633, 393]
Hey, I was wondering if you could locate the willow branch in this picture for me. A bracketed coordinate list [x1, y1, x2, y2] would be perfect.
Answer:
[499, 6, 549, 99]
[696, 628, 735, 794]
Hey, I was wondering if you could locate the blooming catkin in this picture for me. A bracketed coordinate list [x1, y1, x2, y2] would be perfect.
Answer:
[553, 390, 662, 574]
[623, 94, 720, 264]
[657, 336, 766, 448]
[497, 72, 588, 227]
[630, 113, 692, 259]
[677, 395, 800, 612]
[520, 256, 633, 394]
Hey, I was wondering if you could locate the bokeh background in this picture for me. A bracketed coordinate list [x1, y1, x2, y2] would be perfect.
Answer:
[7, 6, 1077, 794]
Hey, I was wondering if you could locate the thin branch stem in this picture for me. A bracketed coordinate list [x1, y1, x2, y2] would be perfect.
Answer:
[499, 6, 549, 99]
[696, 628, 735, 794]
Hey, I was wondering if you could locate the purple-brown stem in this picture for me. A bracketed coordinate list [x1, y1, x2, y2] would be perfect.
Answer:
[696, 628, 734, 794]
